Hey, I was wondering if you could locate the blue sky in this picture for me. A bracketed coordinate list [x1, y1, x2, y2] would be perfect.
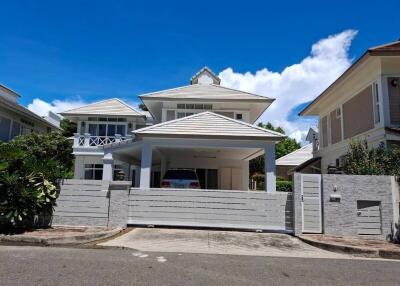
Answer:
[1, 0, 399, 140]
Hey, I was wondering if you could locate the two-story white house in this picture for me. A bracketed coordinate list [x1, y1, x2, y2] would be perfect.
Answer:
[61, 67, 285, 192]
[300, 40, 400, 172]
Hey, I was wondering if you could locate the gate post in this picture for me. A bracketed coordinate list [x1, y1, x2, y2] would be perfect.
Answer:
[108, 181, 130, 228]
[293, 173, 303, 236]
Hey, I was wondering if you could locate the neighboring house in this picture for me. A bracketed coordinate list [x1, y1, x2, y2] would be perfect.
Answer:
[276, 144, 313, 180]
[0, 83, 60, 142]
[300, 40, 400, 172]
[61, 67, 285, 192]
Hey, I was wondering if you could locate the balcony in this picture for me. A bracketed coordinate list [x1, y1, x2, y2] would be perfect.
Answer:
[73, 133, 133, 147]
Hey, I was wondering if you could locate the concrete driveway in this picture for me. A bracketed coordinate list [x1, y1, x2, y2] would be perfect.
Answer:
[99, 228, 351, 259]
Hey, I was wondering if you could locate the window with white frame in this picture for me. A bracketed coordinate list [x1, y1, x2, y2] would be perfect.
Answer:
[84, 164, 103, 180]
[87, 123, 126, 136]
[373, 82, 380, 124]
[176, 103, 212, 110]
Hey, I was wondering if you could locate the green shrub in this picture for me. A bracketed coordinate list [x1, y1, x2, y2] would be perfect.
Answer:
[343, 140, 400, 176]
[276, 180, 293, 192]
[251, 174, 292, 192]
[0, 132, 73, 224]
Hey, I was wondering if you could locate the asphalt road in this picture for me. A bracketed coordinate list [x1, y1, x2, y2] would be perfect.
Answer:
[0, 245, 399, 286]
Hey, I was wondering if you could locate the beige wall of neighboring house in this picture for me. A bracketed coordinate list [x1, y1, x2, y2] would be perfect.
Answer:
[300, 40, 400, 172]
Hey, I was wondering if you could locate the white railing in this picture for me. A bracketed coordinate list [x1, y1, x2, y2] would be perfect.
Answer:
[73, 133, 132, 147]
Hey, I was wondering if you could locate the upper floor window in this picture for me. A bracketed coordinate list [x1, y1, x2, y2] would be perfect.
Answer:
[88, 117, 127, 122]
[177, 103, 212, 110]
[373, 83, 380, 124]
[88, 123, 126, 136]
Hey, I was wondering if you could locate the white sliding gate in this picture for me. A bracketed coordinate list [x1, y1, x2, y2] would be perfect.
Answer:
[128, 188, 294, 233]
[301, 174, 322, 233]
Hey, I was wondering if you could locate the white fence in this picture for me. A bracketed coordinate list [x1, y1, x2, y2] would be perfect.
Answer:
[128, 188, 293, 232]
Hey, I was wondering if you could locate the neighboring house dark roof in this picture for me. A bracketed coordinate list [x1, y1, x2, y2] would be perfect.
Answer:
[299, 40, 400, 116]
[0, 96, 60, 129]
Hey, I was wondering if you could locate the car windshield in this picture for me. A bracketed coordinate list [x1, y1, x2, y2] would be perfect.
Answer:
[163, 170, 197, 180]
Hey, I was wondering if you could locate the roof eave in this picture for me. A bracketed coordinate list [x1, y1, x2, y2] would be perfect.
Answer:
[139, 96, 274, 103]
[135, 133, 285, 142]
[298, 51, 371, 116]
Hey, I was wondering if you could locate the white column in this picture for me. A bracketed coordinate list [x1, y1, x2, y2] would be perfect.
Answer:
[102, 152, 114, 181]
[140, 142, 152, 189]
[264, 143, 276, 192]
[241, 160, 249, 191]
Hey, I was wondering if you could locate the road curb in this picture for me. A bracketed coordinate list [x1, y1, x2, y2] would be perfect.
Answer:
[298, 236, 400, 260]
[0, 228, 123, 246]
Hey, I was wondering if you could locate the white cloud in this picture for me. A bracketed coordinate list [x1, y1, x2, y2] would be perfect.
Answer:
[27, 98, 87, 117]
[219, 30, 357, 143]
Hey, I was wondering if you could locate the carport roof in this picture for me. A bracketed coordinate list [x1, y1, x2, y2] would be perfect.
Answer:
[133, 111, 285, 140]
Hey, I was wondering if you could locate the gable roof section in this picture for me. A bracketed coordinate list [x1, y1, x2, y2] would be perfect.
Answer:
[299, 39, 400, 116]
[60, 98, 143, 117]
[134, 111, 285, 140]
[190, 66, 221, 85]
[276, 144, 313, 166]
[139, 84, 273, 102]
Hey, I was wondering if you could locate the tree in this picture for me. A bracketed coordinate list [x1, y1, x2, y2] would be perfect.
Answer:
[138, 103, 148, 111]
[250, 122, 301, 176]
[60, 118, 77, 138]
[343, 140, 400, 176]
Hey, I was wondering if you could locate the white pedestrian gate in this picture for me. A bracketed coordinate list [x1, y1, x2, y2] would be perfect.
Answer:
[301, 174, 322, 233]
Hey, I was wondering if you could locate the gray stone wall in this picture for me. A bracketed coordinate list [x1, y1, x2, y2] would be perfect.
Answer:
[108, 182, 130, 228]
[322, 174, 394, 239]
[293, 173, 397, 240]
[52, 180, 130, 228]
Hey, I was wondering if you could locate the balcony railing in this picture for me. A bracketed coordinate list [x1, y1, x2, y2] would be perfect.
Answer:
[73, 133, 132, 147]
